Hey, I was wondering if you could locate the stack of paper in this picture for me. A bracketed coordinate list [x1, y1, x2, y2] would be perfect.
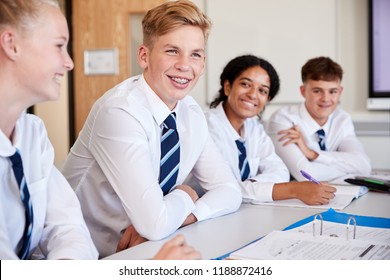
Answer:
[229, 220, 390, 260]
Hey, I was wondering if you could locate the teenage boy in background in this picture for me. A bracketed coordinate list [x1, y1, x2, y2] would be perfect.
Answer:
[267, 56, 371, 182]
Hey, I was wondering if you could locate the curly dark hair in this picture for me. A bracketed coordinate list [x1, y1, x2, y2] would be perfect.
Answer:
[210, 54, 280, 108]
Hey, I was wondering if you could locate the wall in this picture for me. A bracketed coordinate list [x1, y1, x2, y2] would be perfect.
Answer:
[35, 0, 390, 169]
[34, 74, 69, 166]
[336, 0, 390, 170]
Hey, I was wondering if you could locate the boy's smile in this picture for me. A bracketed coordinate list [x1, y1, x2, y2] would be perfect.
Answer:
[139, 25, 206, 110]
[301, 79, 343, 126]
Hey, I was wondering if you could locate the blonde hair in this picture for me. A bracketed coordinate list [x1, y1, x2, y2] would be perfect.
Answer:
[142, 0, 212, 48]
[0, 0, 59, 32]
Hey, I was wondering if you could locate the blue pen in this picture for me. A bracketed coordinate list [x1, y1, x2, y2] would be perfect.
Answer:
[300, 170, 321, 184]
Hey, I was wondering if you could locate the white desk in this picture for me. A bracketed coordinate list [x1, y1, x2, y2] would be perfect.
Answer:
[104, 192, 390, 260]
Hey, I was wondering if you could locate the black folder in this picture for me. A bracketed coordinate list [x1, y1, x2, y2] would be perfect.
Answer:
[344, 176, 390, 193]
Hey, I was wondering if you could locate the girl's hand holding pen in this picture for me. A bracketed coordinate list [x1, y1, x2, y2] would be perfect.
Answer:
[293, 181, 337, 205]
[298, 170, 337, 205]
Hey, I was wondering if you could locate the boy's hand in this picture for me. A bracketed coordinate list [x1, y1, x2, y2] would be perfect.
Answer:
[116, 224, 147, 252]
[278, 125, 319, 160]
[153, 234, 201, 260]
[175, 184, 199, 203]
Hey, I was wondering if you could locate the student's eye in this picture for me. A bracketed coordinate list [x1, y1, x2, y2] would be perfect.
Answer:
[191, 52, 203, 59]
[240, 82, 250, 88]
[259, 88, 269, 96]
[166, 49, 178, 55]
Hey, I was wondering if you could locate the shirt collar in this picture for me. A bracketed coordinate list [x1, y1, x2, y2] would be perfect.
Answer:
[139, 74, 181, 127]
[299, 103, 332, 135]
[216, 102, 244, 141]
[0, 116, 23, 157]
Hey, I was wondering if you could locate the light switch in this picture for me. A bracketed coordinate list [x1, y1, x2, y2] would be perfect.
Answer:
[84, 48, 119, 75]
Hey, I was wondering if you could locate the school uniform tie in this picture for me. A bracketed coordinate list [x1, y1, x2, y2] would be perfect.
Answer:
[159, 113, 180, 195]
[316, 129, 327, 151]
[9, 151, 34, 260]
[235, 139, 250, 181]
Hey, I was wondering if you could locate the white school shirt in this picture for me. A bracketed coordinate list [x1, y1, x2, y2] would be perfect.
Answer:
[0, 113, 98, 260]
[61, 75, 242, 258]
[266, 104, 371, 182]
[205, 103, 290, 203]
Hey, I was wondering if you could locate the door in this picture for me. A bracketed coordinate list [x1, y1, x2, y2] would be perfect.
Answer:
[71, 0, 166, 140]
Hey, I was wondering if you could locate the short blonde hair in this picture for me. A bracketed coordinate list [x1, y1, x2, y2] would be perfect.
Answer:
[142, 0, 212, 48]
[0, 0, 59, 31]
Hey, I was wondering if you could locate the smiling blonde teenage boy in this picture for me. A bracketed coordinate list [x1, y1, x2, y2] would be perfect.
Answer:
[267, 56, 371, 182]
[61, 0, 241, 258]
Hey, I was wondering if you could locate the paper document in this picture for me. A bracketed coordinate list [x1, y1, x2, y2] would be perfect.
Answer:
[230, 221, 390, 260]
[252, 185, 368, 210]
[289, 220, 390, 243]
[230, 230, 390, 260]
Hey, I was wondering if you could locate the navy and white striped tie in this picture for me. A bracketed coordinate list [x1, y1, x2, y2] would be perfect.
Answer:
[159, 113, 180, 195]
[9, 150, 33, 259]
[316, 129, 326, 151]
[235, 139, 250, 181]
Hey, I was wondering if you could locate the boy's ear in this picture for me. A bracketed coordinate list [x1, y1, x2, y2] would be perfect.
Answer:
[299, 85, 306, 98]
[0, 29, 19, 60]
[137, 44, 148, 69]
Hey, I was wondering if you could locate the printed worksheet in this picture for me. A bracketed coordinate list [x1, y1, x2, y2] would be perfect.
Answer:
[230, 225, 390, 260]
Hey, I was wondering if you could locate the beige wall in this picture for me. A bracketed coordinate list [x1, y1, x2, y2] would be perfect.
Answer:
[34, 74, 69, 167]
